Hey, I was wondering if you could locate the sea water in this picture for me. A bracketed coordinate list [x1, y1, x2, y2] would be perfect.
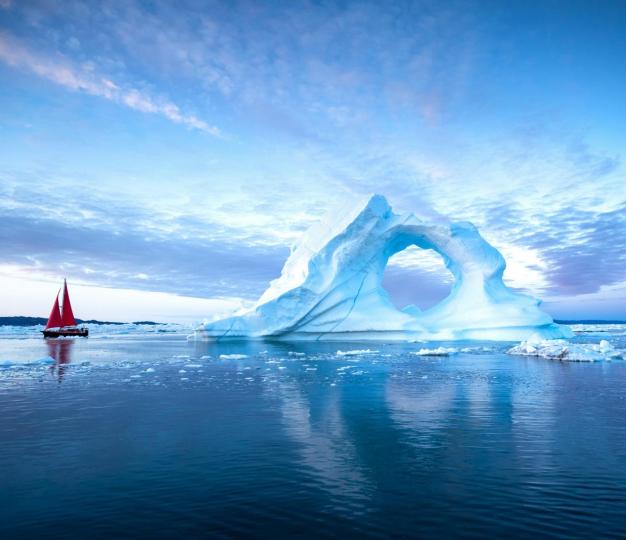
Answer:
[1, 325, 626, 539]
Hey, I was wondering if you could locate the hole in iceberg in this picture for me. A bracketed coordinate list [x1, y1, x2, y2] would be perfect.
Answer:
[381, 245, 454, 312]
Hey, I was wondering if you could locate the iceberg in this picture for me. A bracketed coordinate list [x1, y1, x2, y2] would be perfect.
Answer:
[194, 194, 572, 341]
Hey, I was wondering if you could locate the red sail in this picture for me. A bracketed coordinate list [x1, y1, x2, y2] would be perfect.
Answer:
[46, 290, 63, 329]
[60, 279, 77, 327]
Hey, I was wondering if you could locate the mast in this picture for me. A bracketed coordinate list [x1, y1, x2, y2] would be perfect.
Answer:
[45, 290, 63, 329]
[60, 279, 77, 327]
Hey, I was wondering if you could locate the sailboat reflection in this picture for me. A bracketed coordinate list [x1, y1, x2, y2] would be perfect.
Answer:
[46, 339, 74, 382]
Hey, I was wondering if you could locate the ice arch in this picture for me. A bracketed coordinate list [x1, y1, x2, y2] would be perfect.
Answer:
[382, 246, 452, 311]
[194, 195, 571, 341]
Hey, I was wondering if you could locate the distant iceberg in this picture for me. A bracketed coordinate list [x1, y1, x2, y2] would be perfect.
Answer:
[194, 194, 572, 341]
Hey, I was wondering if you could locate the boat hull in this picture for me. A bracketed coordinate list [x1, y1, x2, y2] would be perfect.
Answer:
[42, 327, 89, 338]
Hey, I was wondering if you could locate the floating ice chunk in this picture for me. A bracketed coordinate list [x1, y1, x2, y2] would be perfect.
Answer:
[507, 339, 623, 362]
[200, 355, 211, 359]
[219, 354, 249, 360]
[412, 347, 458, 357]
[145, 367, 155, 373]
[0, 356, 56, 367]
[185, 364, 202, 368]
[460, 346, 494, 353]
[31, 356, 56, 365]
[336, 349, 379, 356]
[288, 351, 305, 356]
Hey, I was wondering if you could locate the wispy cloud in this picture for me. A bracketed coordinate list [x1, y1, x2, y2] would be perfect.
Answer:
[0, 211, 287, 298]
[0, 31, 220, 135]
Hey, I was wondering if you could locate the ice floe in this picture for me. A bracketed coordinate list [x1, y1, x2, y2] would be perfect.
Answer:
[412, 347, 458, 356]
[0, 356, 55, 367]
[336, 349, 379, 356]
[507, 339, 623, 362]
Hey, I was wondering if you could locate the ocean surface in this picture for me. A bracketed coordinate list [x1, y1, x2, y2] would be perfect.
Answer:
[1, 324, 626, 539]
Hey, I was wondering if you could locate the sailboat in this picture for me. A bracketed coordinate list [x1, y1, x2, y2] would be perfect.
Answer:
[42, 279, 89, 338]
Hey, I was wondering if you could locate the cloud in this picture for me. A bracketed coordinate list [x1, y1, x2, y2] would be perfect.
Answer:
[382, 264, 453, 311]
[0, 213, 288, 298]
[0, 31, 220, 135]
[0, 172, 291, 298]
[524, 205, 626, 295]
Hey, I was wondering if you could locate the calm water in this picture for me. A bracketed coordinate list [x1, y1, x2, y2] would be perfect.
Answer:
[1, 331, 626, 539]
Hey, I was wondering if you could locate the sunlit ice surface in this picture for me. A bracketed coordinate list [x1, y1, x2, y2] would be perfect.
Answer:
[1, 324, 626, 539]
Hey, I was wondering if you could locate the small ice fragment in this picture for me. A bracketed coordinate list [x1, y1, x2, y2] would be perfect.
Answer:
[336, 349, 379, 356]
[219, 354, 249, 360]
[145, 367, 155, 373]
[412, 347, 457, 357]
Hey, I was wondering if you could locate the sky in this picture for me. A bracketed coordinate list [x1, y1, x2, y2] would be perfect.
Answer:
[0, 0, 625, 323]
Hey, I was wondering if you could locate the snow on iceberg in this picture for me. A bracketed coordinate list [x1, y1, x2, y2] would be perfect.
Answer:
[194, 194, 572, 342]
[508, 339, 622, 362]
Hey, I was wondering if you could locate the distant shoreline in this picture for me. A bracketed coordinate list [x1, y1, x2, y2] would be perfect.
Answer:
[1, 316, 624, 328]
[554, 320, 626, 325]
[0, 316, 160, 327]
